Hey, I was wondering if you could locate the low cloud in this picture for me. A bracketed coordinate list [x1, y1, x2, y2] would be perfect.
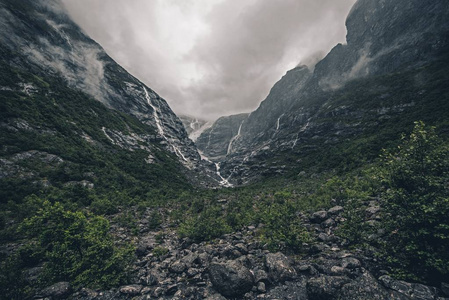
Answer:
[63, 0, 356, 120]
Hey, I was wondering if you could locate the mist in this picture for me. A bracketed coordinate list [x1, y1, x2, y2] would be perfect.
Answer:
[62, 0, 356, 120]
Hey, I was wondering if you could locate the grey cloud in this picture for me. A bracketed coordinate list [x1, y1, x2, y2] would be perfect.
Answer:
[63, 0, 356, 120]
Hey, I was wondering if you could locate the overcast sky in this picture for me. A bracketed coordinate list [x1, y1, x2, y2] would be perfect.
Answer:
[62, 0, 356, 120]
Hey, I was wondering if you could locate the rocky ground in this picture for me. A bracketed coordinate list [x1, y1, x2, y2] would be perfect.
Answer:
[32, 204, 449, 300]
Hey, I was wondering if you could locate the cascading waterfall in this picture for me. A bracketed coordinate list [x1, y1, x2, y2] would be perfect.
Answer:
[143, 87, 188, 162]
[198, 150, 233, 187]
[227, 121, 244, 155]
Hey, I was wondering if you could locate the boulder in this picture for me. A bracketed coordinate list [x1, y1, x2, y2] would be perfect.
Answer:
[379, 275, 438, 299]
[119, 284, 143, 296]
[307, 275, 350, 300]
[40, 282, 71, 299]
[339, 272, 408, 300]
[341, 257, 361, 269]
[265, 252, 297, 283]
[442, 282, 449, 296]
[209, 260, 254, 297]
[169, 260, 187, 273]
[310, 211, 328, 223]
[327, 206, 344, 216]
[322, 218, 336, 228]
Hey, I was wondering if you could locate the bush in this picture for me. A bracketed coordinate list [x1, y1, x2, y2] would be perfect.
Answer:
[179, 205, 231, 242]
[90, 197, 118, 215]
[21, 200, 135, 289]
[257, 201, 310, 252]
[379, 121, 449, 283]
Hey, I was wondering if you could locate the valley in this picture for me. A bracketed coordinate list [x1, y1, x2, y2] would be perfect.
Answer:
[0, 0, 448, 299]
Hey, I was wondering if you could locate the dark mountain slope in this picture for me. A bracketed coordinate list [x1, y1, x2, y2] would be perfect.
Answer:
[202, 0, 449, 184]
[0, 0, 221, 192]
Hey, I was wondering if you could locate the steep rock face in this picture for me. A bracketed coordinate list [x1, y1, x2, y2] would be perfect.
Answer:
[213, 0, 449, 184]
[195, 113, 248, 161]
[0, 0, 220, 186]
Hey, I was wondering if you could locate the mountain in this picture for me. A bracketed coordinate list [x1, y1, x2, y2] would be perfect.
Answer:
[0, 0, 222, 192]
[1, 0, 449, 298]
[195, 113, 249, 162]
[200, 0, 449, 185]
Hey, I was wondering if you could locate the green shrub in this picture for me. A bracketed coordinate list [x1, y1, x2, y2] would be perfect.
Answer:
[90, 197, 118, 215]
[21, 200, 135, 289]
[148, 210, 162, 230]
[379, 121, 449, 283]
[152, 246, 169, 258]
[257, 201, 311, 252]
[179, 205, 231, 242]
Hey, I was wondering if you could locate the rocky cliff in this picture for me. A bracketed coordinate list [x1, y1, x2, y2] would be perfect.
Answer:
[0, 0, 221, 187]
[202, 0, 449, 184]
[195, 113, 249, 162]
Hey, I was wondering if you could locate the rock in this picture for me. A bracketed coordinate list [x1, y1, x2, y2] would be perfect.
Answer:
[206, 294, 228, 300]
[321, 218, 336, 228]
[187, 267, 200, 277]
[310, 243, 327, 254]
[136, 243, 149, 257]
[119, 284, 143, 296]
[330, 266, 346, 275]
[141, 273, 158, 286]
[265, 252, 297, 283]
[366, 206, 381, 216]
[339, 272, 407, 300]
[181, 252, 198, 268]
[327, 206, 344, 216]
[310, 211, 328, 223]
[412, 283, 438, 300]
[235, 243, 248, 255]
[442, 283, 449, 296]
[166, 284, 178, 295]
[169, 260, 187, 273]
[307, 276, 350, 300]
[153, 287, 164, 298]
[318, 233, 332, 242]
[196, 113, 249, 160]
[257, 282, 266, 293]
[209, 260, 254, 297]
[342, 257, 361, 269]
[254, 269, 269, 283]
[40, 282, 71, 299]
[265, 280, 308, 299]
[379, 275, 438, 299]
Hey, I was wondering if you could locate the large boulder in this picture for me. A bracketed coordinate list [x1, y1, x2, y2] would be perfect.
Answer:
[379, 275, 438, 300]
[209, 260, 254, 297]
[265, 252, 297, 283]
[310, 211, 328, 223]
[338, 272, 408, 300]
[307, 276, 350, 300]
[40, 282, 71, 299]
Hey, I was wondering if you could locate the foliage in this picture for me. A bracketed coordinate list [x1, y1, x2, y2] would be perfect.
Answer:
[378, 121, 449, 283]
[257, 200, 311, 252]
[20, 200, 135, 289]
[152, 246, 169, 258]
[178, 205, 231, 242]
